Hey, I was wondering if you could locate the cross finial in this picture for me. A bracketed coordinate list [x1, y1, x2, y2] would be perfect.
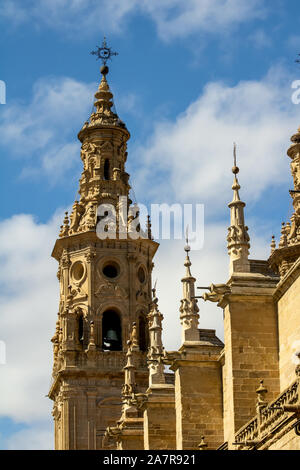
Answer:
[91, 37, 118, 67]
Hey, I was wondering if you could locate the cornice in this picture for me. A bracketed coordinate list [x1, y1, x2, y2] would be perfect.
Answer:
[52, 232, 159, 261]
[273, 256, 300, 302]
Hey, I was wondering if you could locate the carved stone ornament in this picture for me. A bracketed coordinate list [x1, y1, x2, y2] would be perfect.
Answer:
[95, 282, 128, 299]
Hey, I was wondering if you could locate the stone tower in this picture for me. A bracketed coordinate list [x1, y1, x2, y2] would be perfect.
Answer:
[48, 64, 158, 450]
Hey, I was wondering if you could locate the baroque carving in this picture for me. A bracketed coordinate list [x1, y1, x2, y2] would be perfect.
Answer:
[95, 282, 128, 299]
[60, 250, 71, 268]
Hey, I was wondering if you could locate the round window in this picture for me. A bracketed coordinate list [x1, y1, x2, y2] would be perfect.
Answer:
[102, 262, 120, 279]
[138, 266, 146, 283]
[71, 261, 85, 281]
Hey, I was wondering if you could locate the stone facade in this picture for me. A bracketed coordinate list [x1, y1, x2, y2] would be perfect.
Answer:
[49, 65, 300, 450]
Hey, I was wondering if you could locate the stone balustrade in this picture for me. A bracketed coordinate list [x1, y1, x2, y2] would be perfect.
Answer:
[234, 378, 299, 449]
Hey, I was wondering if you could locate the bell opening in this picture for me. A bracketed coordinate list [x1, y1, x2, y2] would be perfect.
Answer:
[138, 314, 148, 352]
[102, 309, 122, 351]
[78, 315, 84, 345]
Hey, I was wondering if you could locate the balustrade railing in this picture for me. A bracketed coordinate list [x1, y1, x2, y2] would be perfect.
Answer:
[235, 377, 299, 447]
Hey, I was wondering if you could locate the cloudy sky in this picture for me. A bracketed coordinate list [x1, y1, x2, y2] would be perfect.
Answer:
[1, 0, 300, 450]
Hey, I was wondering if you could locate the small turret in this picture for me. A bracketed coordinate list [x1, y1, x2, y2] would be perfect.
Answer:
[227, 144, 250, 274]
[179, 235, 200, 344]
[147, 285, 165, 386]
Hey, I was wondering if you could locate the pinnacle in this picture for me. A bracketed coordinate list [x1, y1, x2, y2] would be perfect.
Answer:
[78, 66, 128, 142]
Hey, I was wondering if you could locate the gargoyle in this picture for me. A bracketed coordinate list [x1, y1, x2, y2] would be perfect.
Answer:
[201, 283, 231, 303]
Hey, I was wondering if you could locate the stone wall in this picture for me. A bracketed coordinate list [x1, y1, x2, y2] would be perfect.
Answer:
[277, 269, 300, 391]
[222, 274, 280, 446]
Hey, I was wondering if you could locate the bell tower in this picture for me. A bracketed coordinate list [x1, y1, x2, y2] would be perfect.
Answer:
[48, 51, 158, 449]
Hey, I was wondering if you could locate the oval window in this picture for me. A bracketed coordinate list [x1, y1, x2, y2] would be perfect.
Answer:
[138, 266, 146, 283]
[102, 262, 120, 279]
[71, 261, 85, 281]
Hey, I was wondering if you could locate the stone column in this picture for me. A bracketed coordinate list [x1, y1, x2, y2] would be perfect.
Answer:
[167, 330, 224, 450]
[143, 290, 176, 449]
[220, 273, 280, 448]
[143, 385, 176, 450]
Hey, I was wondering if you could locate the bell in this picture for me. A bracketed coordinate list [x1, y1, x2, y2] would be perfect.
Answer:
[105, 329, 118, 342]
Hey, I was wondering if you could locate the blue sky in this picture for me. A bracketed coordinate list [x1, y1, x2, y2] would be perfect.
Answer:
[1, 0, 300, 449]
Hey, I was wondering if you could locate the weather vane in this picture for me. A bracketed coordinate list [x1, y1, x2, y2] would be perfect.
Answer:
[91, 37, 118, 66]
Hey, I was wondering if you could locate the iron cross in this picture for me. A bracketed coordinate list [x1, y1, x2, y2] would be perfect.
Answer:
[91, 37, 118, 66]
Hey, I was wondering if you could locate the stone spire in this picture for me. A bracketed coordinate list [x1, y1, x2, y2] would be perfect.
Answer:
[179, 237, 199, 343]
[57, 65, 132, 239]
[80, 65, 126, 133]
[147, 285, 165, 386]
[227, 144, 250, 274]
[119, 325, 140, 426]
[122, 325, 138, 399]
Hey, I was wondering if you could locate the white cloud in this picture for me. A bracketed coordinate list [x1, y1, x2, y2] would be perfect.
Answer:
[155, 217, 272, 351]
[0, 0, 27, 25]
[141, 0, 265, 41]
[0, 213, 61, 424]
[287, 34, 300, 50]
[0, 75, 140, 183]
[154, 225, 228, 351]
[249, 29, 272, 48]
[3, 422, 53, 450]
[133, 65, 298, 215]
[0, 0, 266, 40]
[0, 77, 95, 182]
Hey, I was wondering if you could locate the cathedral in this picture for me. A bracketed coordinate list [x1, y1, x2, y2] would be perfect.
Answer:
[48, 62, 300, 451]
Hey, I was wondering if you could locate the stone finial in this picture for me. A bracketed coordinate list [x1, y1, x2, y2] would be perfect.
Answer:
[147, 214, 152, 240]
[179, 239, 199, 344]
[287, 125, 300, 191]
[92, 71, 115, 123]
[87, 321, 96, 352]
[59, 211, 70, 237]
[284, 125, 300, 247]
[198, 436, 208, 450]
[270, 235, 276, 254]
[147, 287, 166, 386]
[227, 144, 250, 275]
[130, 322, 139, 351]
[279, 222, 288, 248]
[122, 336, 137, 398]
[256, 380, 268, 409]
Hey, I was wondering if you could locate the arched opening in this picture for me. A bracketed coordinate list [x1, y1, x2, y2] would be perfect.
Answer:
[78, 315, 84, 345]
[102, 310, 122, 351]
[138, 315, 148, 352]
[104, 159, 110, 180]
